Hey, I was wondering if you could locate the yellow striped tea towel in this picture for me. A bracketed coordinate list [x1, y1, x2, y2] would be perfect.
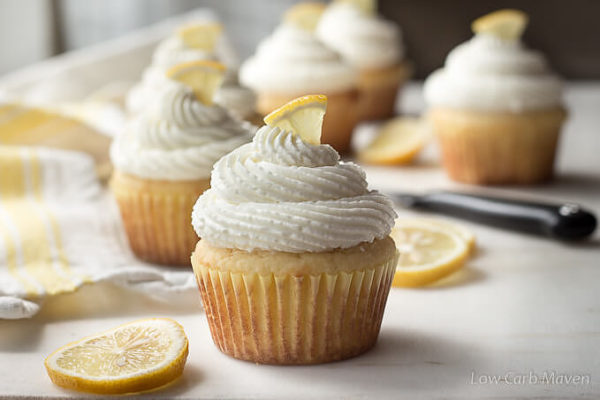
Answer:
[0, 102, 116, 181]
[0, 146, 197, 319]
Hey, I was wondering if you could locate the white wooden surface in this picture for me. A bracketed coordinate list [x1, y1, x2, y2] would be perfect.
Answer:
[0, 83, 598, 399]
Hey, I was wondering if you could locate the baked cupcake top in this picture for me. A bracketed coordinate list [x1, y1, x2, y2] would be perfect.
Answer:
[127, 23, 256, 119]
[192, 95, 396, 252]
[424, 9, 563, 112]
[112, 62, 254, 181]
[316, 1, 404, 70]
[239, 23, 357, 94]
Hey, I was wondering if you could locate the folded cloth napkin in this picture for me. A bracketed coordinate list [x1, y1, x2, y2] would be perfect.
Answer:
[0, 106, 198, 319]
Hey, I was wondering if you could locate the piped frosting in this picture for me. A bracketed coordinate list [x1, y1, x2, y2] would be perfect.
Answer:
[191, 124, 396, 252]
[239, 24, 357, 94]
[112, 80, 254, 180]
[424, 34, 563, 112]
[316, 2, 404, 70]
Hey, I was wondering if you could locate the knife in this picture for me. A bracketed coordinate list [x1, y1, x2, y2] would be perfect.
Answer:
[390, 191, 597, 241]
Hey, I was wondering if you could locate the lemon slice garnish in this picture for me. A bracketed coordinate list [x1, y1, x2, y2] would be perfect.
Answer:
[45, 318, 189, 395]
[177, 22, 223, 51]
[358, 117, 428, 165]
[284, 2, 326, 32]
[390, 218, 472, 287]
[263, 95, 328, 145]
[166, 60, 226, 105]
[472, 9, 528, 40]
[335, 0, 376, 14]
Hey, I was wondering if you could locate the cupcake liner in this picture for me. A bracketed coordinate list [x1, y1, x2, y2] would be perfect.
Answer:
[358, 62, 411, 121]
[192, 252, 398, 365]
[256, 90, 360, 153]
[111, 171, 209, 266]
[430, 108, 566, 185]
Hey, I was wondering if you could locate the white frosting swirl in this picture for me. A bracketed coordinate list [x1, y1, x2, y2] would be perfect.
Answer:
[316, 3, 404, 70]
[424, 34, 563, 112]
[112, 81, 254, 180]
[152, 36, 218, 68]
[239, 24, 357, 93]
[213, 85, 257, 120]
[126, 66, 171, 114]
[192, 126, 396, 252]
[126, 35, 253, 117]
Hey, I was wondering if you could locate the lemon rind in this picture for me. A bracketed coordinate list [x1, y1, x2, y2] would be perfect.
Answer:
[44, 318, 189, 395]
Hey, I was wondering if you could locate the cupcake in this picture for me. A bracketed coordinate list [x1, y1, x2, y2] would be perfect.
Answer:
[424, 10, 566, 184]
[239, 5, 360, 153]
[191, 95, 398, 364]
[316, 0, 410, 121]
[127, 22, 259, 123]
[111, 61, 254, 266]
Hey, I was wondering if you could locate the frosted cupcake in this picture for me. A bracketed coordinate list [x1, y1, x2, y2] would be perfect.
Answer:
[111, 61, 254, 265]
[127, 23, 259, 122]
[191, 95, 398, 364]
[239, 6, 359, 153]
[316, 0, 410, 121]
[424, 10, 566, 184]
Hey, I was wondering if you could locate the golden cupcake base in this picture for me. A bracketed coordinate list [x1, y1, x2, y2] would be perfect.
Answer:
[255, 90, 360, 153]
[358, 62, 411, 121]
[110, 171, 209, 266]
[191, 238, 398, 364]
[429, 107, 566, 185]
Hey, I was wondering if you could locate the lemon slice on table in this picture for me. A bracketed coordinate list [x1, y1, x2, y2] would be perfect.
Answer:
[284, 2, 326, 32]
[166, 60, 226, 105]
[264, 95, 328, 145]
[177, 22, 223, 50]
[358, 117, 428, 165]
[45, 318, 189, 395]
[397, 217, 476, 253]
[472, 9, 528, 40]
[390, 218, 472, 287]
[336, 0, 376, 14]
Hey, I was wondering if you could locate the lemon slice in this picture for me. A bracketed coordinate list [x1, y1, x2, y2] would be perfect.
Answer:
[177, 22, 223, 50]
[45, 318, 189, 394]
[284, 2, 326, 32]
[336, 0, 376, 14]
[395, 217, 476, 253]
[472, 9, 528, 40]
[263, 95, 328, 145]
[390, 218, 471, 287]
[358, 117, 427, 165]
[166, 60, 226, 105]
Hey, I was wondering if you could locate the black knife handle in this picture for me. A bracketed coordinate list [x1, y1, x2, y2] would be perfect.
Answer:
[412, 191, 597, 240]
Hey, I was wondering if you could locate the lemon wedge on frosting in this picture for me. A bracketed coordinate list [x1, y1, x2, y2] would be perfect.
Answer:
[166, 60, 226, 105]
[284, 2, 326, 32]
[358, 117, 428, 165]
[336, 0, 376, 14]
[264, 95, 328, 145]
[390, 218, 472, 287]
[177, 22, 223, 50]
[472, 9, 528, 40]
[44, 318, 189, 395]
